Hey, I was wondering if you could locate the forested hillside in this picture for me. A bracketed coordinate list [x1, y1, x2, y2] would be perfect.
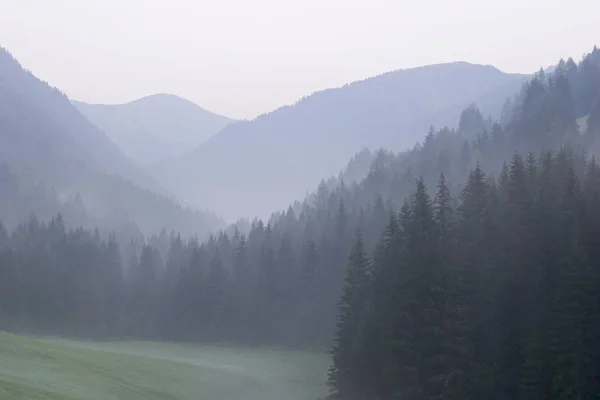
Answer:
[0, 47, 223, 237]
[73, 94, 234, 165]
[152, 62, 527, 220]
[329, 149, 600, 400]
[327, 47, 600, 400]
[0, 46, 599, 400]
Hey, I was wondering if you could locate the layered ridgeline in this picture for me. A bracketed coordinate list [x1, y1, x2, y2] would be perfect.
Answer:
[151, 62, 527, 220]
[0, 47, 223, 236]
[1, 46, 598, 360]
[73, 94, 234, 165]
[327, 49, 600, 400]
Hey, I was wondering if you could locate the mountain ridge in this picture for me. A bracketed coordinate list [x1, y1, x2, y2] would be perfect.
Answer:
[74, 93, 231, 123]
[151, 61, 529, 220]
[0, 46, 224, 236]
[72, 93, 235, 165]
[0, 46, 165, 194]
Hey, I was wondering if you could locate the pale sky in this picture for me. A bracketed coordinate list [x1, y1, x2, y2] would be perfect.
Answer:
[0, 0, 597, 119]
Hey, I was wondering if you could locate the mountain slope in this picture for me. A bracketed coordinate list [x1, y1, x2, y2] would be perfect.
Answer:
[153, 62, 528, 220]
[0, 48, 164, 194]
[0, 47, 223, 236]
[73, 94, 234, 165]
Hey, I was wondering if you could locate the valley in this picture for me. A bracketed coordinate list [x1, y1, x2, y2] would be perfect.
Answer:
[0, 7, 599, 398]
[149, 62, 528, 220]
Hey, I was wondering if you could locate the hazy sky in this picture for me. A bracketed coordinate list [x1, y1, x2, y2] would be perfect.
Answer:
[0, 0, 597, 119]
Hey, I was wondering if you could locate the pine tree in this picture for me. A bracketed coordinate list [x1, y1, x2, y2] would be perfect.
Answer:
[207, 249, 227, 338]
[456, 164, 496, 399]
[406, 178, 448, 400]
[360, 212, 401, 399]
[328, 234, 370, 399]
[0, 221, 8, 248]
[434, 173, 454, 245]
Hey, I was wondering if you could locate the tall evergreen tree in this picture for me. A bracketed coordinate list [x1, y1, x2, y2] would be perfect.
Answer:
[328, 234, 370, 399]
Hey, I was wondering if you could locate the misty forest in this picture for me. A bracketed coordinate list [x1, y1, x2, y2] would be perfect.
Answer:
[1, 39, 600, 400]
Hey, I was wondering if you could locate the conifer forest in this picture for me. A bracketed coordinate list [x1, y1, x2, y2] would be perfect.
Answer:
[1, 22, 600, 400]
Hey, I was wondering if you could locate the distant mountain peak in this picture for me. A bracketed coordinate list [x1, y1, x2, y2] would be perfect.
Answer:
[75, 93, 233, 119]
[87, 92, 188, 106]
[72, 93, 235, 165]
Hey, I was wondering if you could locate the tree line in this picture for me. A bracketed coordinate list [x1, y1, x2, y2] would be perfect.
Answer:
[330, 150, 600, 399]
[0, 46, 598, 398]
[0, 47, 598, 346]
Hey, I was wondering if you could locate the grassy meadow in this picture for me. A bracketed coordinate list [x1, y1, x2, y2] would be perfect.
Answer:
[0, 332, 330, 400]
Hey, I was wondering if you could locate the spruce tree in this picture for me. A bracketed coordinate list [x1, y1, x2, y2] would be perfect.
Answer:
[328, 234, 370, 400]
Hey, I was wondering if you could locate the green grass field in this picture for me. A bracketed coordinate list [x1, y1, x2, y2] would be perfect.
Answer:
[0, 332, 330, 400]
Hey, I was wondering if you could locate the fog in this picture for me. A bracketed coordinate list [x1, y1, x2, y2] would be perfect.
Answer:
[0, 0, 597, 118]
[1, 3, 600, 399]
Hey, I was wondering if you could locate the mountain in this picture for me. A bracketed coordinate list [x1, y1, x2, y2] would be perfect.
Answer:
[0, 49, 164, 194]
[0, 47, 223, 236]
[152, 62, 528, 220]
[72, 94, 234, 165]
[2, 44, 600, 400]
